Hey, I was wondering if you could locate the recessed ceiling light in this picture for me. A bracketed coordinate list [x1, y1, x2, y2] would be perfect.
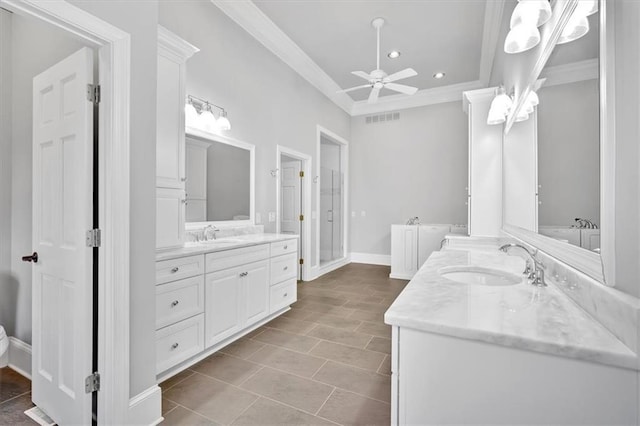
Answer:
[433, 72, 446, 79]
[387, 50, 401, 59]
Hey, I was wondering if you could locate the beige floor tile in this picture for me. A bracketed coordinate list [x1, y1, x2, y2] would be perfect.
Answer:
[240, 368, 333, 414]
[343, 300, 388, 314]
[377, 355, 391, 376]
[300, 294, 348, 307]
[310, 341, 386, 371]
[307, 325, 373, 349]
[356, 321, 391, 338]
[161, 405, 219, 425]
[292, 300, 355, 317]
[348, 309, 385, 323]
[219, 338, 266, 360]
[304, 311, 362, 331]
[317, 389, 391, 426]
[162, 397, 177, 415]
[0, 393, 36, 425]
[0, 368, 31, 403]
[280, 308, 316, 321]
[313, 361, 391, 402]
[366, 337, 392, 354]
[163, 373, 257, 424]
[190, 353, 262, 385]
[160, 369, 195, 392]
[264, 316, 316, 334]
[252, 328, 321, 353]
[248, 345, 326, 378]
[232, 398, 334, 425]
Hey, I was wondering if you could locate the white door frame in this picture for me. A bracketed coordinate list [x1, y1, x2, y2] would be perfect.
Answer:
[315, 125, 350, 277]
[0, 1, 139, 424]
[276, 145, 312, 281]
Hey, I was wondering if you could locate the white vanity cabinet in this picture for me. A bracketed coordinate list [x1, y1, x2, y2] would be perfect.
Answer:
[269, 240, 298, 313]
[155, 26, 199, 249]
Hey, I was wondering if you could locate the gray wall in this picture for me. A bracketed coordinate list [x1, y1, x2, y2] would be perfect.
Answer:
[158, 1, 351, 270]
[68, 0, 160, 397]
[537, 79, 600, 227]
[349, 102, 468, 256]
[0, 11, 85, 344]
[206, 142, 250, 221]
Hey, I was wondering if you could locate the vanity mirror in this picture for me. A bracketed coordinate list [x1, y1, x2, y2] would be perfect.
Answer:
[184, 127, 255, 226]
[502, 0, 614, 285]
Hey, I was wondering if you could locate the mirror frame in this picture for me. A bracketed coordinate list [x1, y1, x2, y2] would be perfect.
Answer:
[502, 0, 615, 286]
[184, 126, 256, 229]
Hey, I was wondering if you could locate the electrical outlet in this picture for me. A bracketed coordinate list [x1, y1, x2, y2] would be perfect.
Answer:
[256, 212, 262, 224]
[351, 211, 356, 217]
[268, 212, 276, 222]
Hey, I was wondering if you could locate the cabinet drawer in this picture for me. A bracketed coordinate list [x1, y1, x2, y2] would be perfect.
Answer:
[271, 239, 297, 257]
[156, 254, 205, 284]
[156, 314, 204, 374]
[270, 278, 297, 314]
[156, 275, 204, 329]
[206, 244, 269, 273]
[270, 253, 297, 284]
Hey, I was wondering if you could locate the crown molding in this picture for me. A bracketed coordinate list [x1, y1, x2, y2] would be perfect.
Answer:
[462, 86, 497, 114]
[352, 80, 485, 116]
[539, 58, 599, 87]
[211, 0, 353, 114]
[158, 25, 200, 60]
[479, 0, 506, 85]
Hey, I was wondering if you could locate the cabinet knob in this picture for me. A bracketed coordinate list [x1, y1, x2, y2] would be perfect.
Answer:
[283, 266, 288, 271]
[171, 267, 179, 273]
[171, 300, 179, 307]
[171, 343, 179, 350]
[181, 199, 188, 204]
[283, 293, 288, 297]
[284, 245, 288, 250]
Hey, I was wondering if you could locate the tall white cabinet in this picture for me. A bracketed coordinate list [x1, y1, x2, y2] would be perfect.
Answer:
[156, 26, 199, 249]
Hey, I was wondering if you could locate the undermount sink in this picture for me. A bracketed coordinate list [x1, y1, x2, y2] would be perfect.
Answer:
[185, 239, 242, 247]
[438, 266, 522, 286]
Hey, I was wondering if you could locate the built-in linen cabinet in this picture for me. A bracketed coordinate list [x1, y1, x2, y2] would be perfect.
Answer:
[155, 26, 199, 250]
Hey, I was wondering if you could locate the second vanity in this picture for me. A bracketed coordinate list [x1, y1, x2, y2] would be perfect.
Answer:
[385, 240, 638, 425]
[155, 233, 298, 380]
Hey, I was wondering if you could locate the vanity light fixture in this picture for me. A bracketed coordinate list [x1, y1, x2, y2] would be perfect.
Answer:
[387, 50, 401, 59]
[504, 0, 551, 54]
[185, 95, 232, 132]
[433, 72, 446, 79]
[557, 10, 590, 44]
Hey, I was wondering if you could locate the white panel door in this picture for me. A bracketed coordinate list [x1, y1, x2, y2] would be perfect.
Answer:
[205, 268, 242, 347]
[280, 161, 301, 235]
[31, 47, 93, 425]
[243, 260, 270, 325]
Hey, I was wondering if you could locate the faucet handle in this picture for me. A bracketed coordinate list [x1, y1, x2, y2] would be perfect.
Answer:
[533, 268, 547, 287]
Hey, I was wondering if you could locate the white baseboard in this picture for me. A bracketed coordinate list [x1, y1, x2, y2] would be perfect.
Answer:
[8, 337, 31, 379]
[128, 384, 163, 426]
[350, 252, 391, 266]
[389, 273, 415, 280]
[318, 257, 350, 276]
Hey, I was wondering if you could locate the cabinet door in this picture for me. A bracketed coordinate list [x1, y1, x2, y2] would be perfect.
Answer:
[205, 267, 242, 347]
[244, 260, 270, 325]
[390, 225, 418, 279]
[156, 54, 185, 189]
[156, 188, 185, 249]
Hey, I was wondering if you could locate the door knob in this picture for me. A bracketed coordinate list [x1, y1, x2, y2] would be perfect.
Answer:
[22, 252, 38, 263]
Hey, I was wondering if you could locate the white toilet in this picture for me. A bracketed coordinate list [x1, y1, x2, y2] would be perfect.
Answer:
[0, 326, 8, 367]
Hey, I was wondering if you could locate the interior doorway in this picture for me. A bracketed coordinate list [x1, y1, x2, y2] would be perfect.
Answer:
[276, 146, 311, 281]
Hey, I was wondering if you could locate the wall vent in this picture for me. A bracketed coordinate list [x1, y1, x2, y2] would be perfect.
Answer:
[364, 112, 400, 124]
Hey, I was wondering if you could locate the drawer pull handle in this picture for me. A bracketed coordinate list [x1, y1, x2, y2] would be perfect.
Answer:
[283, 293, 288, 297]
[171, 267, 179, 273]
[171, 300, 179, 307]
[284, 245, 288, 250]
[240, 271, 248, 277]
[171, 343, 179, 350]
[283, 266, 288, 271]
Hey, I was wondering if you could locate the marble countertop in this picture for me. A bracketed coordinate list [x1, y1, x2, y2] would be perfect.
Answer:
[156, 233, 299, 261]
[384, 249, 637, 370]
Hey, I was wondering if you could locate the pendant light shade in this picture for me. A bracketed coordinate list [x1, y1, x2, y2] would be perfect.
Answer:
[557, 13, 589, 44]
[525, 90, 539, 107]
[184, 101, 198, 127]
[504, 23, 541, 54]
[217, 111, 231, 131]
[510, 0, 552, 28]
[487, 107, 507, 125]
[515, 108, 530, 122]
[198, 106, 218, 133]
[576, 0, 598, 17]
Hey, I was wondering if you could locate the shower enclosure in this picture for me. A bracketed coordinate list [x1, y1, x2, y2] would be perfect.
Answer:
[320, 138, 344, 265]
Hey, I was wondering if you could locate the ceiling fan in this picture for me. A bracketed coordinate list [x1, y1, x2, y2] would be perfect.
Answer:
[338, 17, 419, 104]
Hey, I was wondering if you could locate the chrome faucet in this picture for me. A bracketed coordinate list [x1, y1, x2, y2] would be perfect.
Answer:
[406, 216, 420, 225]
[204, 224, 220, 240]
[498, 243, 546, 287]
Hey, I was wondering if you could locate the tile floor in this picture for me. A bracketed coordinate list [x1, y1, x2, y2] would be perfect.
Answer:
[161, 263, 408, 425]
[0, 263, 408, 426]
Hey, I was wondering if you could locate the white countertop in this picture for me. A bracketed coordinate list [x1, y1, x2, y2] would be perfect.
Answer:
[384, 248, 637, 370]
[156, 233, 299, 261]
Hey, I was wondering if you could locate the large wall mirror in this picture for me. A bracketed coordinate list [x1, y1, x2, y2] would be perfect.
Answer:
[503, 0, 612, 285]
[184, 127, 255, 227]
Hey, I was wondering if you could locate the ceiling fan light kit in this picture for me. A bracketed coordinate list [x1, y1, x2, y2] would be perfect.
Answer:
[337, 17, 419, 104]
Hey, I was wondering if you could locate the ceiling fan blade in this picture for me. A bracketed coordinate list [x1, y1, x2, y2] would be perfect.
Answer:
[368, 87, 381, 104]
[351, 71, 372, 81]
[336, 84, 372, 94]
[385, 82, 419, 95]
[386, 68, 418, 82]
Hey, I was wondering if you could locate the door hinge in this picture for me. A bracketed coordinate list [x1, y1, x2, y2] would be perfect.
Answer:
[87, 84, 101, 104]
[86, 229, 102, 248]
[85, 372, 100, 393]
[299, 171, 304, 178]
[299, 214, 304, 221]
[299, 258, 304, 265]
